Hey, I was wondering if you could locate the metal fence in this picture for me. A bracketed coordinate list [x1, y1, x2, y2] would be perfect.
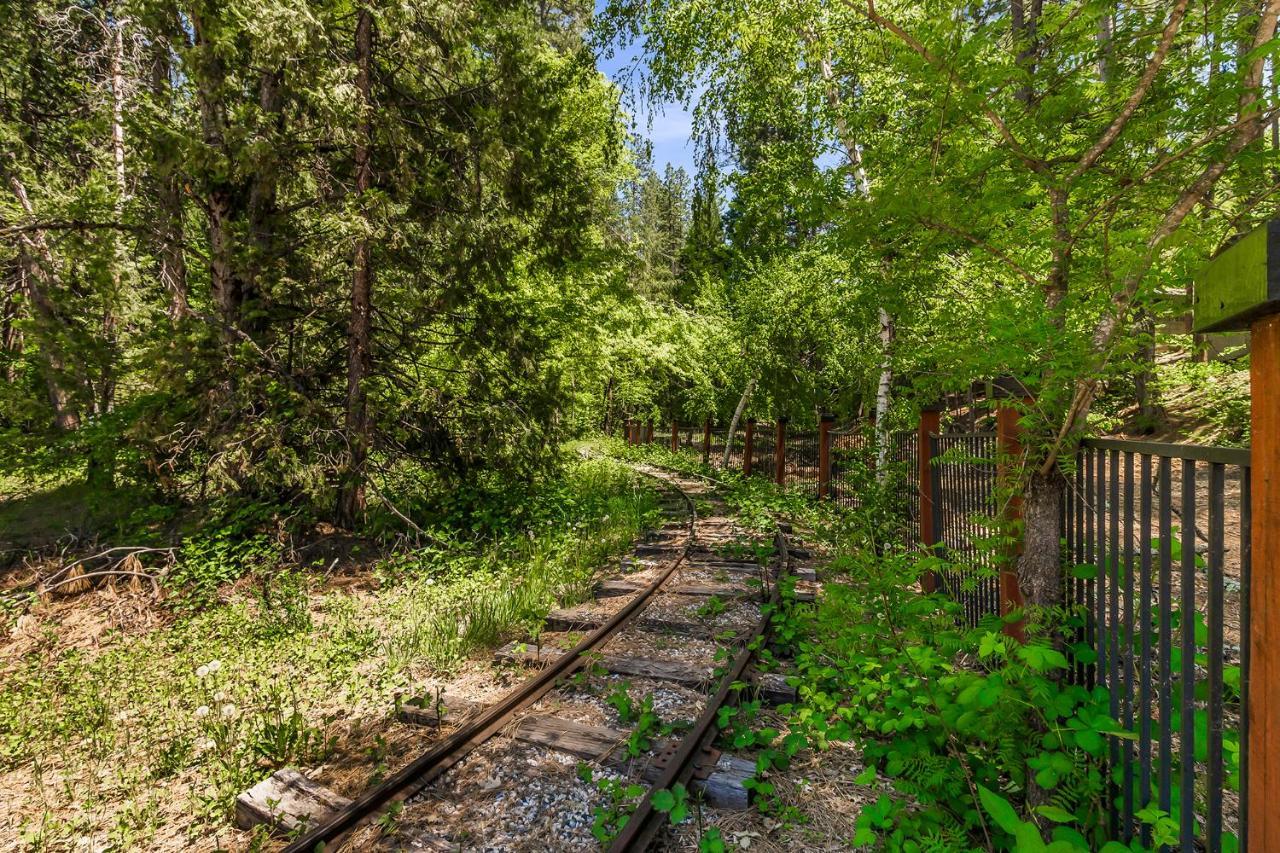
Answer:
[632, 417, 1250, 850]
[1063, 438, 1249, 850]
[929, 432, 999, 627]
[750, 422, 774, 478]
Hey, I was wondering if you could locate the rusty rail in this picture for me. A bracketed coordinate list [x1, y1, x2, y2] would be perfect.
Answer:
[283, 472, 697, 853]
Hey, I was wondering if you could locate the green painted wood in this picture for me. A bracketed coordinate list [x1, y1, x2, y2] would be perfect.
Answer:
[1194, 220, 1280, 333]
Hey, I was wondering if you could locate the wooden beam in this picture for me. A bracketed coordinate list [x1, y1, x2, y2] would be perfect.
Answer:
[1250, 311, 1280, 851]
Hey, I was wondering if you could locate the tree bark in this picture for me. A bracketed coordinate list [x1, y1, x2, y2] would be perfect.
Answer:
[191, 10, 252, 339]
[874, 308, 894, 478]
[7, 176, 82, 431]
[98, 17, 127, 418]
[1018, 469, 1064, 609]
[337, 4, 375, 528]
[244, 67, 284, 336]
[2, 274, 20, 384]
[150, 38, 189, 321]
[722, 377, 756, 468]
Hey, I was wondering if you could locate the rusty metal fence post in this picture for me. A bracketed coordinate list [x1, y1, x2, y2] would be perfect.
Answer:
[743, 418, 756, 476]
[994, 378, 1029, 642]
[919, 402, 942, 593]
[702, 418, 711, 464]
[775, 418, 787, 486]
[818, 414, 834, 499]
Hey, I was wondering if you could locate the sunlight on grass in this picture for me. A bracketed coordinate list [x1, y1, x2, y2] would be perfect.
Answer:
[0, 455, 660, 848]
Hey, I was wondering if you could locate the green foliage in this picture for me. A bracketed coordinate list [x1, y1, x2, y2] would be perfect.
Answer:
[0, 452, 658, 841]
[167, 503, 283, 610]
[1154, 356, 1252, 446]
[650, 782, 690, 824]
[579, 762, 646, 845]
[0, 0, 637, 531]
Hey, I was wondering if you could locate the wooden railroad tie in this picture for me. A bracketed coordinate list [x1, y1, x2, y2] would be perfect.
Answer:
[493, 642, 796, 705]
[397, 710, 754, 810]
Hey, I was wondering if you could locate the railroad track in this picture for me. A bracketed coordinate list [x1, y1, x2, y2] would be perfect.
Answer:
[279, 465, 805, 852]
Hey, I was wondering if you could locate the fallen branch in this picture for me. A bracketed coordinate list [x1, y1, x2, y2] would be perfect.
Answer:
[42, 569, 163, 596]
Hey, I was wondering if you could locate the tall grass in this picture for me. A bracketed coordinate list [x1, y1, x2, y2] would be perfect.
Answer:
[381, 457, 661, 669]
[0, 453, 659, 848]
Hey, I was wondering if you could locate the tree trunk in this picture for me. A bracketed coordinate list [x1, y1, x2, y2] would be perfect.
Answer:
[244, 67, 284, 337]
[8, 176, 82, 431]
[192, 11, 250, 339]
[98, 18, 126, 417]
[337, 5, 375, 529]
[602, 376, 614, 434]
[1017, 469, 1063, 609]
[722, 377, 756, 468]
[1134, 310, 1159, 428]
[874, 308, 894, 478]
[150, 39, 189, 321]
[2, 277, 20, 384]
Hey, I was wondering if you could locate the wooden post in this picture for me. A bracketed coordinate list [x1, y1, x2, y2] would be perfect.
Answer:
[818, 414, 834, 499]
[702, 418, 711, 464]
[995, 378, 1029, 642]
[743, 418, 756, 476]
[626, 419, 634, 445]
[918, 402, 942, 594]
[1251, 312, 1280, 851]
[670, 420, 679, 452]
[1190, 219, 1280, 848]
[645, 419, 654, 444]
[774, 418, 787, 486]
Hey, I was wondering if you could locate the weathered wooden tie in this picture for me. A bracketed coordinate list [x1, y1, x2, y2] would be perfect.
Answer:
[235, 768, 352, 835]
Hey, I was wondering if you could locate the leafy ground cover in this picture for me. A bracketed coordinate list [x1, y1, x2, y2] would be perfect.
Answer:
[625, 442, 1210, 853]
[0, 454, 660, 851]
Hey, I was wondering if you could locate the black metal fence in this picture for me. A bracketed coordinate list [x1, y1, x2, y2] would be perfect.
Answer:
[750, 423, 773, 478]
[928, 432, 999, 627]
[1063, 438, 1249, 850]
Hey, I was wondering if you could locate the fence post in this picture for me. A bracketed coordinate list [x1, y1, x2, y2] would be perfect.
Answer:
[774, 418, 788, 486]
[670, 420, 679, 452]
[702, 418, 711, 464]
[645, 419, 654, 444]
[919, 402, 943, 593]
[994, 377, 1030, 642]
[1188, 219, 1280, 847]
[626, 419, 634, 445]
[818, 414, 834, 499]
[1250, 311, 1280, 851]
[743, 418, 756, 476]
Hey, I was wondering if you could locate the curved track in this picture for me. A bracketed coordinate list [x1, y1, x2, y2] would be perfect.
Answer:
[284, 465, 792, 852]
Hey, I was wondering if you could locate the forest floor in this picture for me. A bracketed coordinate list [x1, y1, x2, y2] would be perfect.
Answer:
[0, 454, 673, 851]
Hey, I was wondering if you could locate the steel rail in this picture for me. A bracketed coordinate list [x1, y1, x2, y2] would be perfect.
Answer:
[284, 473, 697, 853]
[608, 524, 792, 852]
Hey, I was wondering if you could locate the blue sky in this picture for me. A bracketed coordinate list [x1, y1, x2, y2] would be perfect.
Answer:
[593, 21, 700, 175]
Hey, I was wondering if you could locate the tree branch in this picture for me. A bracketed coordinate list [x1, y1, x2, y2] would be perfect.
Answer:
[850, 0, 1048, 175]
[920, 218, 1043, 288]
[1067, 0, 1190, 182]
